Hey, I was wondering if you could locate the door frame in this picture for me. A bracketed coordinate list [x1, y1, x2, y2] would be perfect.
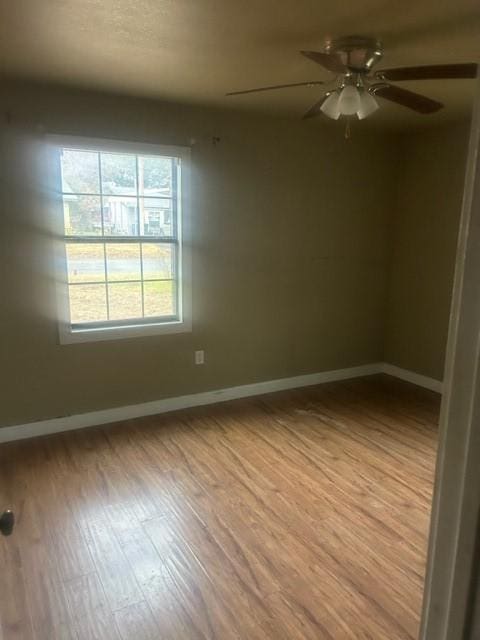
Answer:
[420, 73, 480, 640]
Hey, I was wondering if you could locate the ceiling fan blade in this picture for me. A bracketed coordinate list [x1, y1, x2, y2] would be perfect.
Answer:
[302, 95, 329, 120]
[370, 83, 443, 113]
[301, 50, 347, 74]
[225, 80, 324, 96]
[376, 63, 478, 82]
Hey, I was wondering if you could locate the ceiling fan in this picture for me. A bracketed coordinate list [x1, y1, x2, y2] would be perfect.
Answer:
[226, 36, 477, 121]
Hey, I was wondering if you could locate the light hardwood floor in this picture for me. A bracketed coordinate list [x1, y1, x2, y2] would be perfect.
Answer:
[0, 375, 439, 640]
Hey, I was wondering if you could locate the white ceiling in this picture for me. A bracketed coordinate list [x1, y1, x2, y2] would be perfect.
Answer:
[1, 0, 479, 129]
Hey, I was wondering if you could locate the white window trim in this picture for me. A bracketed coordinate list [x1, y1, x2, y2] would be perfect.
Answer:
[46, 135, 192, 344]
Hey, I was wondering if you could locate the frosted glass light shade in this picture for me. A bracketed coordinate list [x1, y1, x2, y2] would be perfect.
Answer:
[357, 90, 379, 119]
[320, 92, 341, 119]
[338, 85, 361, 115]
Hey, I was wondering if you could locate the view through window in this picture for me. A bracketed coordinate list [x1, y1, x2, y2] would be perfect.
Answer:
[59, 146, 183, 332]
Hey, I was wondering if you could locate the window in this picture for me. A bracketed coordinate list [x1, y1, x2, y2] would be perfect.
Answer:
[49, 137, 191, 343]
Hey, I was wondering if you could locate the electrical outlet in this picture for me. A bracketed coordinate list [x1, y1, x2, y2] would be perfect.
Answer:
[195, 350, 205, 365]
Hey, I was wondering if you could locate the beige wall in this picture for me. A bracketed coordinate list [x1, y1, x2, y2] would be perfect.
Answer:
[384, 122, 470, 381]
[0, 80, 396, 427]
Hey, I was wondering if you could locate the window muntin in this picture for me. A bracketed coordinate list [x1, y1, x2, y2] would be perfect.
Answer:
[59, 145, 183, 334]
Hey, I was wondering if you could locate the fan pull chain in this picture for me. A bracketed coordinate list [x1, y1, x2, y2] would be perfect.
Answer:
[344, 118, 351, 140]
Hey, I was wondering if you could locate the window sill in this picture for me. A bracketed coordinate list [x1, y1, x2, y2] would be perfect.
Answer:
[59, 319, 192, 345]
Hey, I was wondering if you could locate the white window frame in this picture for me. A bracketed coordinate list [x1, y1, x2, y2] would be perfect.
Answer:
[47, 135, 192, 344]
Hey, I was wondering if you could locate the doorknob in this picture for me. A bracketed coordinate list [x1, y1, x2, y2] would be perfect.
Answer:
[0, 510, 14, 536]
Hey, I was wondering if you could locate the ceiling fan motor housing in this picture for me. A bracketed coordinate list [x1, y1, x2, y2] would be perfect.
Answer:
[325, 36, 383, 73]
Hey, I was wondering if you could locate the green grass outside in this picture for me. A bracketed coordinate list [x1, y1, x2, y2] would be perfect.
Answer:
[69, 279, 175, 323]
[67, 242, 175, 323]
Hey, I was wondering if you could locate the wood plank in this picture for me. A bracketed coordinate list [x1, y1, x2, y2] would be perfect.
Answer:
[79, 514, 144, 611]
[113, 601, 161, 640]
[64, 572, 121, 640]
[0, 537, 35, 640]
[104, 504, 208, 639]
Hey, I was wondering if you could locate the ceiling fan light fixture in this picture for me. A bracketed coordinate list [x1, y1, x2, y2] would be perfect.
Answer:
[320, 91, 341, 119]
[337, 85, 361, 115]
[357, 90, 379, 119]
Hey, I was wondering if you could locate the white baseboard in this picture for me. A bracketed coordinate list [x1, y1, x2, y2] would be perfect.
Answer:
[0, 361, 443, 444]
[0, 363, 381, 444]
[380, 363, 443, 393]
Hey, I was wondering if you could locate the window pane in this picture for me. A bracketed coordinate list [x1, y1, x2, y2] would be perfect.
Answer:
[67, 244, 105, 283]
[142, 243, 174, 280]
[64, 195, 102, 236]
[61, 149, 99, 194]
[101, 153, 136, 195]
[143, 280, 175, 317]
[138, 156, 173, 197]
[102, 195, 138, 236]
[139, 197, 174, 237]
[108, 282, 142, 320]
[106, 244, 141, 282]
[69, 284, 107, 323]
